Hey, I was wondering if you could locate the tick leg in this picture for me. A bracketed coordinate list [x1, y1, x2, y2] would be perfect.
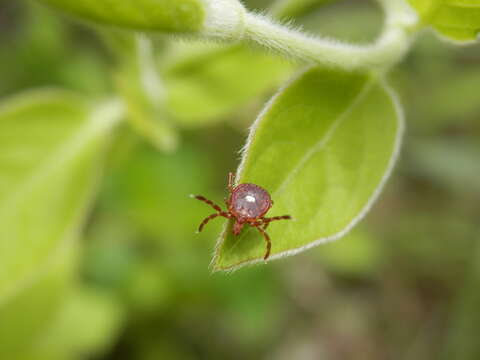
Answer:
[251, 221, 271, 260]
[197, 212, 231, 232]
[255, 226, 271, 260]
[198, 213, 219, 232]
[192, 195, 223, 213]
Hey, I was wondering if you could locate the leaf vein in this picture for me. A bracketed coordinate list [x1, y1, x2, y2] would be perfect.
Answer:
[274, 79, 373, 197]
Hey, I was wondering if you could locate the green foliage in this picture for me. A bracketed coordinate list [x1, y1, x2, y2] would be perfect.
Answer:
[0, 2, 111, 97]
[1, 1, 480, 359]
[103, 140, 214, 240]
[116, 67, 178, 152]
[315, 229, 382, 277]
[271, 0, 336, 18]
[9, 284, 124, 360]
[39, 0, 205, 32]
[443, 241, 480, 360]
[163, 44, 294, 126]
[114, 35, 179, 152]
[0, 243, 77, 357]
[214, 67, 402, 270]
[19, 286, 124, 360]
[0, 90, 121, 302]
[408, 138, 480, 193]
[408, 0, 480, 42]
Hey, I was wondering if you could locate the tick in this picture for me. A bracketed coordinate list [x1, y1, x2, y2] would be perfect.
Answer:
[191, 173, 291, 260]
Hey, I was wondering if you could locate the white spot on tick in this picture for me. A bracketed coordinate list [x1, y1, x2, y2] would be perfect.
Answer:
[245, 195, 256, 203]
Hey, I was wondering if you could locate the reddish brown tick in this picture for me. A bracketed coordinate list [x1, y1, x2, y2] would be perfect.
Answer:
[192, 173, 291, 260]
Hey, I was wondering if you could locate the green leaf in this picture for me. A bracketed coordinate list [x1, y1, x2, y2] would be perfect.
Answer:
[213, 66, 403, 271]
[270, 0, 337, 19]
[0, 90, 123, 302]
[38, 0, 205, 32]
[0, 242, 77, 357]
[163, 44, 294, 126]
[16, 286, 124, 360]
[408, 0, 480, 42]
[114, 35, 178, 152]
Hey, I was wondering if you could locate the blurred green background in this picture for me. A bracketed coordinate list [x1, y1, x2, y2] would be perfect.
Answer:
[1, 0, 480, 359]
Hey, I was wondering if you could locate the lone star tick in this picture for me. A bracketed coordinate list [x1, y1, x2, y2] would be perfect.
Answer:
[191, 172, 291, 260]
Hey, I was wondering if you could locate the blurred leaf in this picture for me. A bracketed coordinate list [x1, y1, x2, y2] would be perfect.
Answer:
[387, 212, 475, 284]
[392, 33, 480, 130]
[0, 242, 77, 357]
[37, 0, 204, 32]
[103, 141, 214, 240]
[270, 0, 337, 19]
[13, 285, 124, 360]
[0, 89, 123, 303]
[123, 260, 172, 314]
[213, 267, 282, 345]
[410, 68, 480, 129]
[316, 229, 382, 277]
[115, 35, 178, 152]
[0, 2, 110, 96]
[408, 0, 480, 42]
[83, 214, 139, 291]
[214, 67, 403, 270]
[300, 0, 383, 43]
[163, 44, 294, 127]
[407, 139, 480, 194]
[83, 212, 172, 313]
[442, 238, 480, 360]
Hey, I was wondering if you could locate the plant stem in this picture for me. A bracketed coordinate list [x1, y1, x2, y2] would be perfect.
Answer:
[136, 35, 167, 107]
[242, 0, 417, 70]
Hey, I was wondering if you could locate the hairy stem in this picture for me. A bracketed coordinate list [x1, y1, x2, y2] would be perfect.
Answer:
[241, 0, 417, 70]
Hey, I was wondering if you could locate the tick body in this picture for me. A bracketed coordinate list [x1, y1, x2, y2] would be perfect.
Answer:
[192, 173, 291, 260]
